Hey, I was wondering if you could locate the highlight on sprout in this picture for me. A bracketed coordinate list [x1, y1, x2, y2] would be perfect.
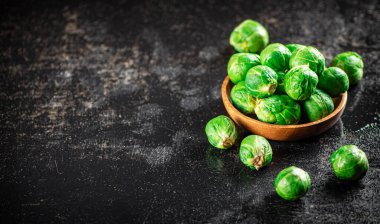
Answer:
[230, 81, 256, 114]
[260, 43, 292, 72]
[227, 53, 261, 84]
[255, 95, 301, 125]
[331, 51, 364, 85]
[245, 65, 278, 99]
[239, 135, 273, 170]
[318, 67, 349, 97]
[205, 115, 238, 150]
[290, 46, 325, 75]
[330, 145, 369, 181]
[274, 166, 311, 201]
[230, 19, 269, 53]
[284, 65, 318, 101]
[303, 89, 334, 122]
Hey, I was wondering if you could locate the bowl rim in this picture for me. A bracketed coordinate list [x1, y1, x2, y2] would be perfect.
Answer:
[221, 75, 347, 129]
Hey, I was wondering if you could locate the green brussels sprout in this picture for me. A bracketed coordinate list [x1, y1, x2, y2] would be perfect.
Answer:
[245, 65, 278, 98]
[318, 67, 349, 97]
[227, 53, 261, 84]
[284, 65, 318, 101]
[239, 135, 272, 170]
[260, 43, 292, 72]
[255, 95, 301, 125]
[330, 145, 369, 181]
[289, 46, 325, 75]
[230, 81, 256, 114]
[229, 19, 269, 53]
[205, 115, 238, 150]
[303, 89, 334, 122]
[331, 51, 364, 85]
[274, 166, 311, 201]
[275, 71, 286, 94]
[286, 43, 305, 53]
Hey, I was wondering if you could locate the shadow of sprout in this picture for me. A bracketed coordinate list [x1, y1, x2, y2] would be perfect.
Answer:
[324, 175, 366, 199]
[204, 145, 277, 188]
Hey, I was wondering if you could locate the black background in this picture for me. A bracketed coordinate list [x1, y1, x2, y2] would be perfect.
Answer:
[0, 0, 379, 223]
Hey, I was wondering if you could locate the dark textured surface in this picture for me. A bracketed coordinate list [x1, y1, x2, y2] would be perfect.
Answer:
[1, 0, 379, 223]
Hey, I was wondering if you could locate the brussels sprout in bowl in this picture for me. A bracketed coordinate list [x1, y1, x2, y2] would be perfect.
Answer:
[221, 76, 347, 141]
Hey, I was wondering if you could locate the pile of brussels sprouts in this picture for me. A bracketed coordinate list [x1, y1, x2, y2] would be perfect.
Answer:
[228, 19, 364, 124]
[205, 20, 369, 201]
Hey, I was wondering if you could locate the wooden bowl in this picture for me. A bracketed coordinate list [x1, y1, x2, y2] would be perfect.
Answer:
[221, 76, 347, 141]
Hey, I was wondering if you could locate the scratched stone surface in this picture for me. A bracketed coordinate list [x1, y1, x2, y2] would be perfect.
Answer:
[0, 0, 379, 223]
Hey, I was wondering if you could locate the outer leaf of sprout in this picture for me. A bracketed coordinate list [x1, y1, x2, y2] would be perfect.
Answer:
[331, 51, 364, 85]
[330, 145, 369, 181]
[227, 53, 261, 84]
[230, 81, 256, 114]
[254, 95, 301, 125]
[303, 89, 334, 122]
[318, 67, 349, 97]
[205, 115, 238, 150]
[239, 135, 273, 170]
[229, 19, 269, 53]
[245, 65, 278, 99]
[274, 166, 311, 201]
[284, 65, 318, 101]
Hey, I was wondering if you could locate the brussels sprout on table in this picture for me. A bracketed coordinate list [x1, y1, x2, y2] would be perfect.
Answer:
[239, 135, 272, 170]
[331, 51, 364, 85]
[330, 145, 369, 181]
[275, 71, 286, 94]
[284, 65, 318, 101]
[255, 95, 301, 125]
[230, 81, 256, 114]
[229, 19, 269, 53]
[227, 53, 261, 84]
[286, 43, 305, 53]
[205, 115, 238, 150]
[318, 67, 349, 97]
[245, 65, 278, 98]
[290, 46, 325, 75]
[274, 166, 311, 201]
[260, 43, 292, 72]
[303, 89, 334, 122]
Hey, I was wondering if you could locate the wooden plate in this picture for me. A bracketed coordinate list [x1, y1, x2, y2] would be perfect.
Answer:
[221, 76, 347, 141]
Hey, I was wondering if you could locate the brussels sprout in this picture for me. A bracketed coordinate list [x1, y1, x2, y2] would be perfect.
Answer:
[330, 145, 369, 181]
[274, 166, 311, 201]
[260, 43, 292, 72]
[239, 135, 272, 170]
[331, 51, 364, 85]
[303, 89, 334, 122]
[275, 71, 286, 94]
[227, 53, 261, 84]
[255, 95, 301, 125]
[289, 46, 325, 75]
[286, 43, 305, 53]
[245, 65, 277, 98]
[229, 19, 269, 53]
[284, 65, 318, 101]
[230, 81, 256, 114]
[205, 115, 238, 150]
[318, 67, 349, 97]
